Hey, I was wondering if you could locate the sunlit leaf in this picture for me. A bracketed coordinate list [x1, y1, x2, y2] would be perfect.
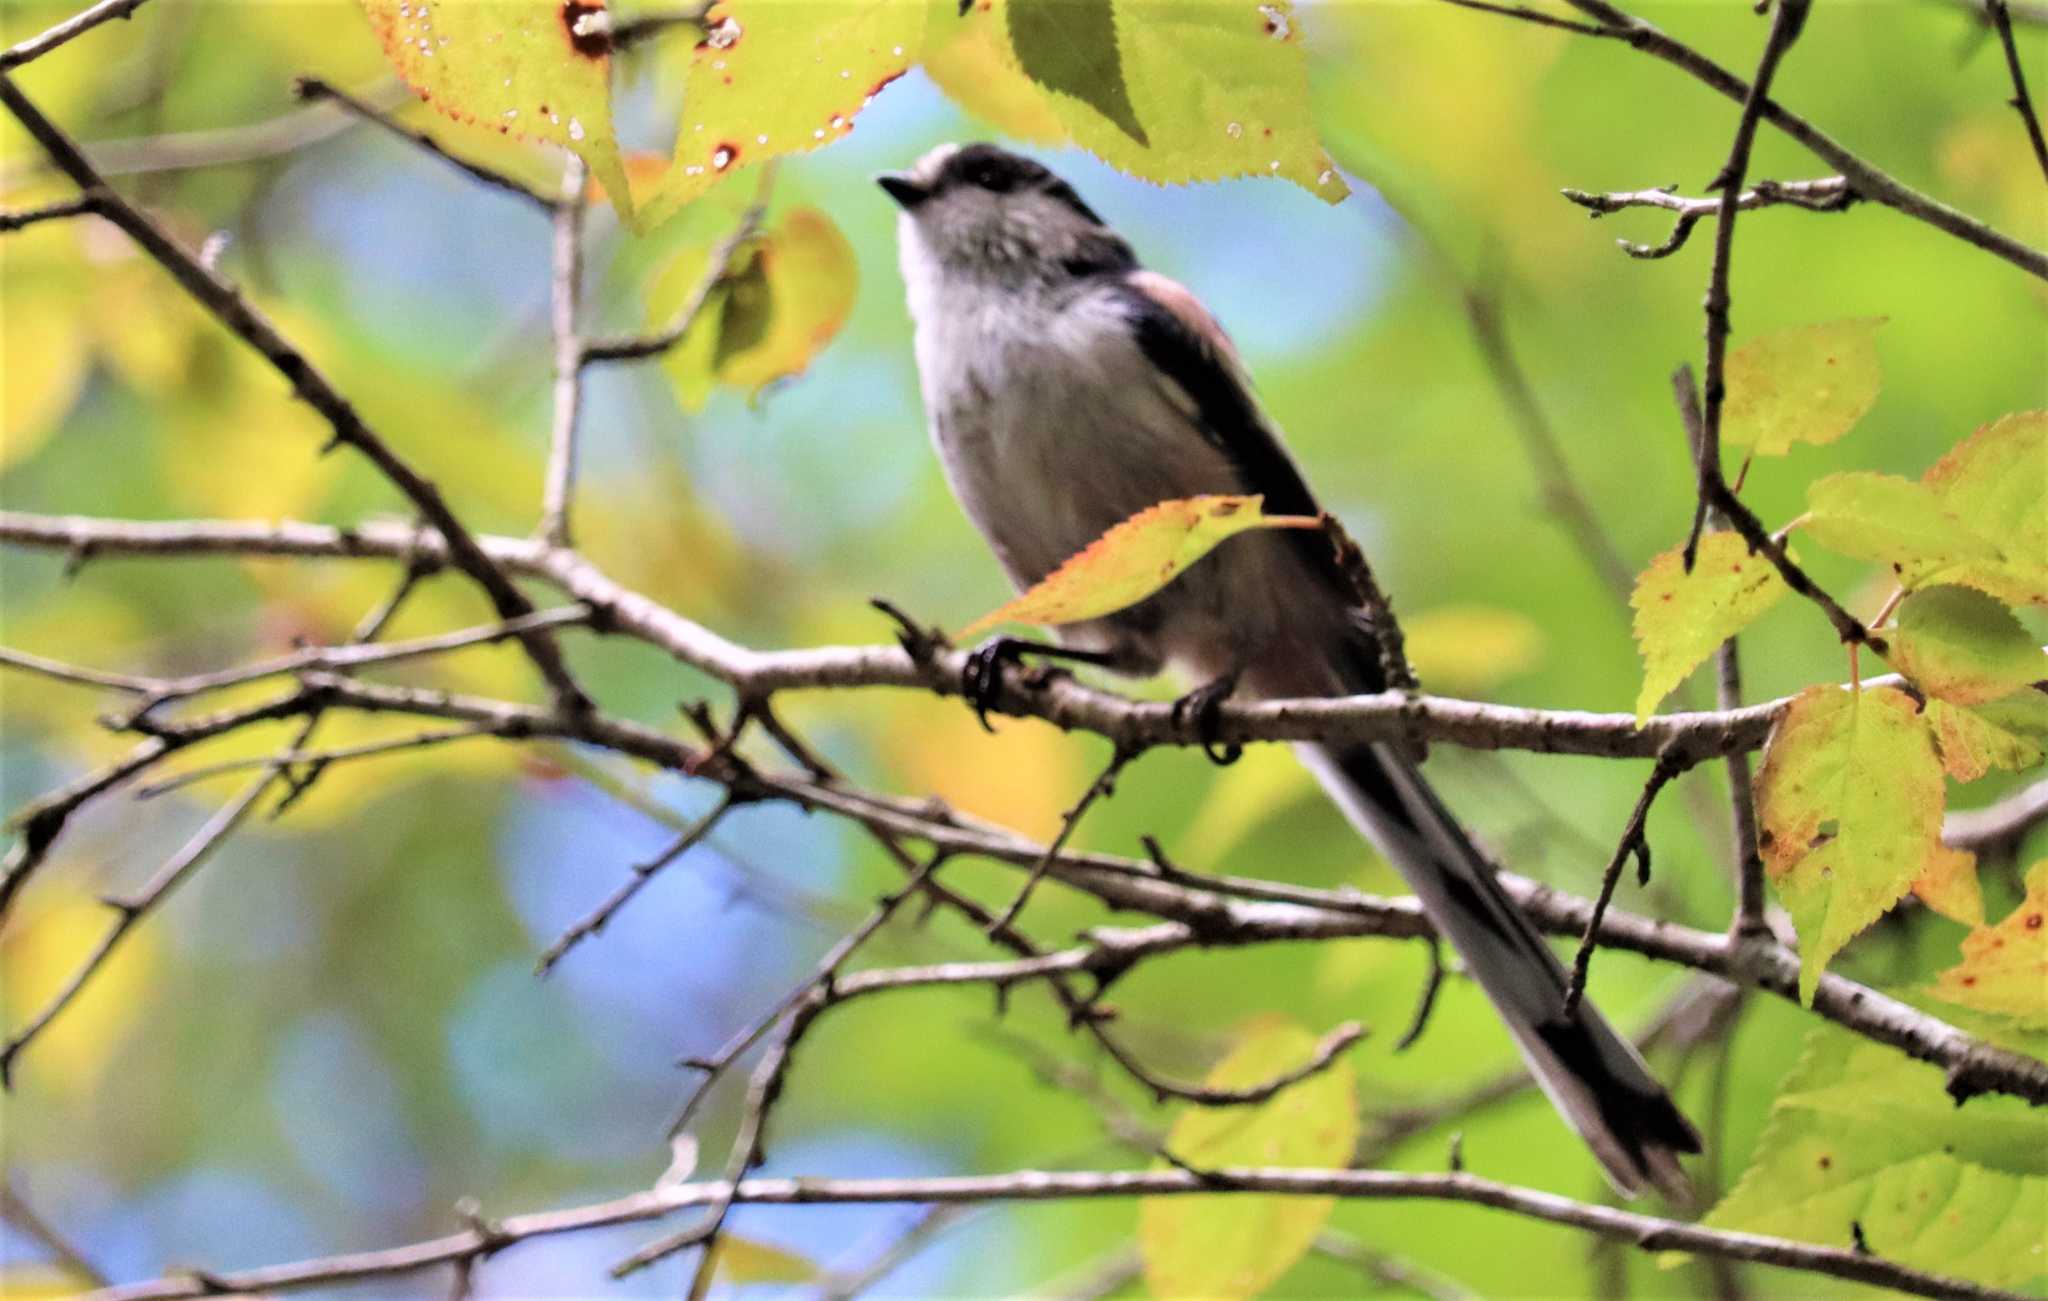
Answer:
[1913, 844, 1983, 929]
[1755, 686, 1945, 1004]
[1924, 695, 2048, 783]
[644, 0, 927, 224]
[1888, 586, 2048, 706]
[1401, 604, 1544, 697]
[961, 495, 1321, 637]
[1139, 1016, 1359, 1299]
[1701, 1023, 2048, 1289]
[645, 206, 857, 408]
[1920, 411, 2048, 608]
[358, 0, 635, 224]
[1802, 472, 2000, 591]
[1010, 0, 1346, 203]
[1721, 317, 1885, 457]
[1928, 860, 2048, 1027]
[1630, 531, 1788, 724]
[922, 0, 1068, 145]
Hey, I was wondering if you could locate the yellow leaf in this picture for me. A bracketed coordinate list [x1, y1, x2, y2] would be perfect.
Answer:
[1924, 697, 2048, 782]
[357, 0, 636, 225]
[1139, 1017, 1359, 1299]
[1631, 532, 1789, 724]
[960, 495, 1321, 638]
[1913, 844, 1984, 928]
[709, 1234, 818, 1284]
[1402, 604, 1545, 697]
[1756, 686, 1946, 1004]
[1721, 317, 1886, 456]
[921, 0, 1068, 145]
[1921, 410, 2048, 609]
[1930, 861, 2048, 1028]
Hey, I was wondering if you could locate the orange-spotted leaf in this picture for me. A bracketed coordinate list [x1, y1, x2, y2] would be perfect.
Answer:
[959, 495, 1322, 638]
[1930, 861, 2048, 1027]
[1913, 844, 1984, 928]
[1139, 1017, 1359, 1299]
[1887, 585, 2048, 705]
[1631, 531, 1789, 724]
[1756, 686, 1947, 1004]
[643, 0, 927, 224]
[1721, 317, 1885, 456]
[359, 0, 635, 224]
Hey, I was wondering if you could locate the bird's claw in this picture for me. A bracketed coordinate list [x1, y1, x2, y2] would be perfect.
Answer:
[1171, 672, 1242, 766]
[962, 637, 1034, 732]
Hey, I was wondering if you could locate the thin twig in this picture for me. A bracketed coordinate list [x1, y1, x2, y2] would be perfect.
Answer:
[539, 153, 588, 547]
[1394, 938, 1448, 1052]
[1561, 176, 1856, 258]
[0, 645, 157, 693]
[1987, 0, 2048, 182]
[535, 796, 737, 975]
[0, 195, 102, 231]
[84, 1166, 2036, 1301]
[0, 75, 592, 714]
[989, 743, 1138, 934]
[0, 0, 149, 71]
[1, 1180, 107, 1286]
[580, 168, 772, 364]
[134, 723, 502, 800]
[291, 78, 556, 213]
[1563, 749, 1690, 1016]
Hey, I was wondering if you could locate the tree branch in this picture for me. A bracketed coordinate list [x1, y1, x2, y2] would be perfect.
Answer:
[0, 0, 149, 71]
[1986, 0, 2048, 182]
[1560, 176, 1855, 259]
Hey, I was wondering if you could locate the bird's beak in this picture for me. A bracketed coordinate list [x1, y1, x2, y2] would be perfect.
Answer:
[876, 171, 929, 209]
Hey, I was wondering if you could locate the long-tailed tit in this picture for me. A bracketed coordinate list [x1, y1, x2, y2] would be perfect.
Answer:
[880, 142, 1699, 1198]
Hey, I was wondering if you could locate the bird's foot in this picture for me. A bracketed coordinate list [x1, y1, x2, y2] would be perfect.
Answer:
[961, 638, 1117, 732]
[1171, 671, 1242, 766]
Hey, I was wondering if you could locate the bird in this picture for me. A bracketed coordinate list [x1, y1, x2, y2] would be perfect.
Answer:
[878, 141, 1700, 1199]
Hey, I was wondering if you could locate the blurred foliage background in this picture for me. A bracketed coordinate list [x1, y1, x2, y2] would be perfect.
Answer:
[1, 0, 2043, 1296]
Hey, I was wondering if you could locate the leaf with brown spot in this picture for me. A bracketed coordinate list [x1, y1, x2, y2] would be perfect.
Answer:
[358, 0, 635, 225]
[1931, 861, 2048, 1027]
[1630, 531, 1789, 724]
[1755, 686, 1947, 1004]
[1721, 317, 1885, 456]
[959, 496, 1322, 638]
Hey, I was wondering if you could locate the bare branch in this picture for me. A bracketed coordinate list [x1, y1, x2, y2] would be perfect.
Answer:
[539, 153, 588, 546]
[1943, 776, 2048, 855]
[0, 194, 102, 231]
[1563, 747, 1690, 1016]
[291, 77, 556, 213]
[535, 796, 737, 975]
[1, 1180, 107, 1287]
[990, 743, 1138, 933]
[1561, 176, 1855, 258]
[1987, 0, 2048, 182]
[84, 1166, 2033, 1301]
[580, 171, 771, 364]
[134, 722, 504, 800]
[0, 645, 157, 694]
[0, 0, 149, 71]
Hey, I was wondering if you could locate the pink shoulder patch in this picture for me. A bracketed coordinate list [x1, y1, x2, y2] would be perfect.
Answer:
[1126, 269, 1241, 363]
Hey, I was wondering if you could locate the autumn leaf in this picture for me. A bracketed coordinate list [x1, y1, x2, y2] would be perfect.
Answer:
[1631, 531, 1789, 724]
[642, 0, 927, 225]
[922, 0, 1069, 144]
[1913, 844, 1984, 928]
[1721, 317, 1885, 456]
[358, 0, 635, 224]
[1924, 694, 2048, 782]
[1887, 585, 2048, 705]
[1139, 1017, 1359, 1299]
[1701, 1023, 2048, 1290]
[959, 495, 1322, 638]
[1755, 686, 1946, 1004]
[1930, 860, 2048, 1027]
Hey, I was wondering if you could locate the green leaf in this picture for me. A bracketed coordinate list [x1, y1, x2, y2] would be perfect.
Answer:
[1802, 471, 2001, 590]
[358, 0, 635, 225]
[1922, 410, 2048, 608]
[643, 0, 927, 225]
[1010, 0, 1347, 203]
[1756, 686, 1946, 1004]
[1721, 317, 1885, 456]
[958, 495, 1322, 637]
[1925, 694, 2048, 782]
[1139, 1017, 1359, 1300]
[1701, 1022, 2048, 1290]
[645, 206, 858, 410]
[922, 0, 1070, 144]
[1888, 585, 2048, 705]
[1930, 860, 2048, 1028]
[1630, 531, 1789, 724]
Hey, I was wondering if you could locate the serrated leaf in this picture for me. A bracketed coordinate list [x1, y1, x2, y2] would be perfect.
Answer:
[1930, 861, 2048, 1027]
[358, 0, 634, 225]
[1721, 317, 1885, 456]
[1888, 585, 2048, 705]
[1010, 0, 1347, 203]
[1913, 844, 1984, 928]
[1139, 1017, 1359, 1300]
[1803, 471, 2002, 590]
[1630, 531, 1789, 724]
[959, 495, 1321, 638]
[925, 0, 1069, 144]
[1921, 411, 2048, 608]
[645, 207, 857, 409]
[1756, 686, 1946, 1004]
[1700, 1023, 2048, 1289]
[1925, 695, 2048, 782]
[644, 1, 926, 225]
